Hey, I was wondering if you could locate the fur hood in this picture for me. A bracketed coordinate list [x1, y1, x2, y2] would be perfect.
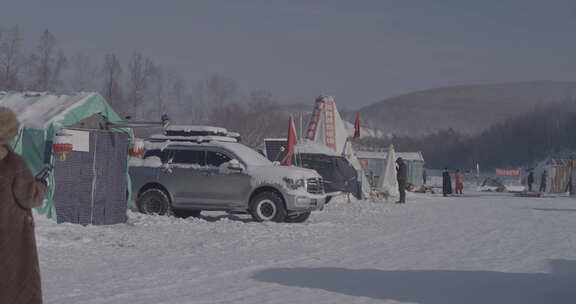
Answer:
[0, 107, 20, 160]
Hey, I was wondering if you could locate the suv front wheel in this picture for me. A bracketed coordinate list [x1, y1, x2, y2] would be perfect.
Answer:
[250, 192, 287, 222]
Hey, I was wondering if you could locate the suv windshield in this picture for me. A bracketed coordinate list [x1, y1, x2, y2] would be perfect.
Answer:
[218, 142, 271, 167]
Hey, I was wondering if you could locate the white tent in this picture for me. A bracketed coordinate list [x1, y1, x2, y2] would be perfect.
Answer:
[376, 144, 399, 196]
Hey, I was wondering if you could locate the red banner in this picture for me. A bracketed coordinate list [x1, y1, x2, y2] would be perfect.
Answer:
[495, 168, 520, 176]
[282, 116, 297, 166]
[353, 112, 361, 139]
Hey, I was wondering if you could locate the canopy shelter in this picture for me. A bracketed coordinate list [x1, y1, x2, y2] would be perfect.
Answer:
[0, 92, 130, 223]
[542, 159, 576, 194]
[357, 148, 425, 193]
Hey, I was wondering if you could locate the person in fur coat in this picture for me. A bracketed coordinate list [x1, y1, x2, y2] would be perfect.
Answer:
[0, 106, 47, 304]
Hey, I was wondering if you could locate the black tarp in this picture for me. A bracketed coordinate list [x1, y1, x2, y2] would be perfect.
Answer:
[53, 130, 129, 225]
[298, 153, 359, 196]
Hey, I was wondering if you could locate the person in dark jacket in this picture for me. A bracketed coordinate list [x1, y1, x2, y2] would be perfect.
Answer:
[0, 107, 47, 304]
[442, 167, 452, 197]
[539, 170, 547, 192]
[527, 170, 534, 192]
[396, 157, 407, 203]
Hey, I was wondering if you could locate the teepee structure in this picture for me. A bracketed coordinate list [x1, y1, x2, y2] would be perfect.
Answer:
[305, 96, 350, 154]
[304, 95, 369, 198]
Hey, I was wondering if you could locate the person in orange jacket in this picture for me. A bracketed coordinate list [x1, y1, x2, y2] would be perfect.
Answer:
[455, 169, 464, 195]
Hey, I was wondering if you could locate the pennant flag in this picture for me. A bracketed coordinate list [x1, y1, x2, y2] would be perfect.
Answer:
[282, 115, 298, 166]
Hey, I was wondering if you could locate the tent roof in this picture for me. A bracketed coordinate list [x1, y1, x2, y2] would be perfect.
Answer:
[0, 91, 119, 130]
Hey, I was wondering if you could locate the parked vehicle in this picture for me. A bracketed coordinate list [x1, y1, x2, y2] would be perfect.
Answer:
[129, 126, 327, 223]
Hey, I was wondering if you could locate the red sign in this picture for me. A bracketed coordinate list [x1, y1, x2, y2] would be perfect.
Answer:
[495, 168, 520, 176]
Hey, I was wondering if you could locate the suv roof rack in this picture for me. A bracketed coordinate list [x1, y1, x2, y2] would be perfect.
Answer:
[157, 125, 241, 142]
[148, 134, 237, 143]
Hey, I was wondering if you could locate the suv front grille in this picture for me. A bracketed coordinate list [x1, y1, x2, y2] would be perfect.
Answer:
[306, 178, 324, 194]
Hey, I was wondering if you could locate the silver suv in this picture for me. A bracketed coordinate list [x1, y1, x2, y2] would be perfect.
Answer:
[129, 134, 326, 223]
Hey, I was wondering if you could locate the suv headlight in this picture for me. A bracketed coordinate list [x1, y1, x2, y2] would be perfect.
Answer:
[283, 177, 306, 190]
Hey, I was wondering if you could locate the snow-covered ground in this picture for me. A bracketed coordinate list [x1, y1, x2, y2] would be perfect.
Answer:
[37, 192, 576, 304]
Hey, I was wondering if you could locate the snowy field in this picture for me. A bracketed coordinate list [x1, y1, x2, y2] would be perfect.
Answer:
[37, 192, 576, 304]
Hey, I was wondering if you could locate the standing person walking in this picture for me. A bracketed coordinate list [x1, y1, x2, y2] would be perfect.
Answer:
[0, 107, 47, 304]
[442, 168, 452, 197]
[527, 170, 534, 192]
[396, 157, 407, 204]
[539, 170, 547, 193]
[455, 169, 464, 195]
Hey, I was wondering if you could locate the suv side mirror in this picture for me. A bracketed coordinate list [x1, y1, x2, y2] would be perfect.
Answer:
[227, 159, 243, 172]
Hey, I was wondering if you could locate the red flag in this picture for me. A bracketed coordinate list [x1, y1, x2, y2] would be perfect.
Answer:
[353, 112, 361, 139]
[282, 116, 298, 166]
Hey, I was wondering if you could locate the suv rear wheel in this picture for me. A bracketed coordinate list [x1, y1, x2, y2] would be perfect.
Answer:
[250, 192, 286, 222]
[137, 188, 173, 216]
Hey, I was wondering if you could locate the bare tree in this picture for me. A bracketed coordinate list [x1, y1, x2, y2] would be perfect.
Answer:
[206, 75, 237, 107]
[250, 89, 275, 104]
[209, 90, 287, 147]
[126, 52, 155, 118]
[0, 25, 25, 91]
[70, 52, 98, 91]
[102, 54, 124, 115]
[29, 29, 67, 91]
[170, 75, 185, 113]
[150, 68, 188, 122]
[147, 66, 165, 120]
[188, 80, 209, 123]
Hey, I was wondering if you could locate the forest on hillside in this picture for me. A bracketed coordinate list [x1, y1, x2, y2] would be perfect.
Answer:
[357, 100, 576, 171]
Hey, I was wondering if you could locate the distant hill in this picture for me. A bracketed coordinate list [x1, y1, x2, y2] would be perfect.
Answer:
[359, 81, 576, 137]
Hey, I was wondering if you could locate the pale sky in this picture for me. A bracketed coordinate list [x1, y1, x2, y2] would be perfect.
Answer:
[3, 0, 576, 108]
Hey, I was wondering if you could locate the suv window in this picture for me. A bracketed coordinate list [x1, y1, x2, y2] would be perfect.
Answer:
[170, 149, 206, 166]
[206, 151, 231, 167]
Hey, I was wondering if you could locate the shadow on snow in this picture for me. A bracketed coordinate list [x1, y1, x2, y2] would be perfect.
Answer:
[252, 260, 576, 304]
[532, 208, 576, 212]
